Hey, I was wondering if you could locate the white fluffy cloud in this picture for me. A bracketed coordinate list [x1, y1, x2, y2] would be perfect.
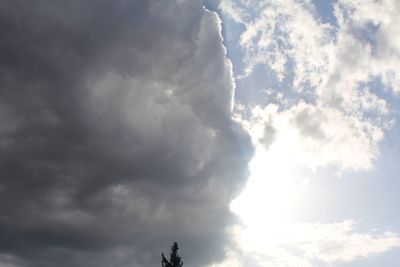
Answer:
[333, 0, 400, 93]
[223, 0, 400, 171]
[243, 101, 385, 170]
[224, 0, 400, 93]
[219, 0, 400, 266]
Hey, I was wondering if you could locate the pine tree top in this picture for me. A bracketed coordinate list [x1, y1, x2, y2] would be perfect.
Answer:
[162, 242, 183, 267]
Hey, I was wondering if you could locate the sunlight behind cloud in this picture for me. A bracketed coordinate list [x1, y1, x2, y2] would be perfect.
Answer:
[219, 0, 400, 266]
[230, 147, 297, 249]
[230, 112, 308, 252]
[227, 134, 400, 265]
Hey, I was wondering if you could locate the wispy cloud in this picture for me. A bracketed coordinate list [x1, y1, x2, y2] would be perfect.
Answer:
[223, 0, 400, 170]
[225, 220, 400, 266]
[219, 0, 400, 266]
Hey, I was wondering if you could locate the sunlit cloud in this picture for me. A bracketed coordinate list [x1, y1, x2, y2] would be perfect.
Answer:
[1, 0, 399, 266]
[218, 0, 400, 266]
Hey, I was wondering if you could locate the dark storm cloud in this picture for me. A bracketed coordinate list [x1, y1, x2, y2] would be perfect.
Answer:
[0, 1, 252, 266]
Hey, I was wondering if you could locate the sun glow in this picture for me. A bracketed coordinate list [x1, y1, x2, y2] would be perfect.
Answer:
[231, 149, 295, 224]
[230, 126, 308, 252]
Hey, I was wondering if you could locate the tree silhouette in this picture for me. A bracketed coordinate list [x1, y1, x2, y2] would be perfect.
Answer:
[162, 242, 183, 267]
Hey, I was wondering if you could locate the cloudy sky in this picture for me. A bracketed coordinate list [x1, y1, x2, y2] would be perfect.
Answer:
[0, 0, 399, 267]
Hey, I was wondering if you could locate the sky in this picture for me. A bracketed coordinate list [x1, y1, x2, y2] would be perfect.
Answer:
[0, 0, 399, 267]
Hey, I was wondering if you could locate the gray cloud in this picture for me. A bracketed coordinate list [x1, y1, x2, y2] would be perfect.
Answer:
[293, 105, 326, 140]
[0, 1, 252, 266]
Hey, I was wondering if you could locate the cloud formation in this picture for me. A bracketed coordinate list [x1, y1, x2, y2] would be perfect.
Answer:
[223, 0, 399, 170]
[220, 0, 400, 266]
[0, 1, 252, 266]
[230, 220, 400, 267]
